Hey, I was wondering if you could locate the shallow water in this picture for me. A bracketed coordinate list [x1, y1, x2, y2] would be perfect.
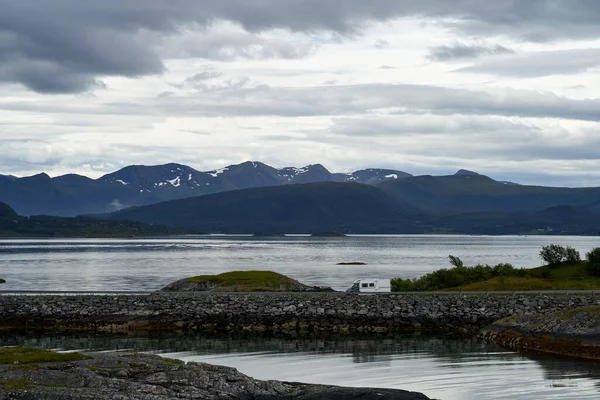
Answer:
[3, 333, 600, 400]
[1, 234, 599, 291]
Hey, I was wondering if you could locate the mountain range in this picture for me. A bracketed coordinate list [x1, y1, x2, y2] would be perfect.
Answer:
[0, 161, 411, 216]
[2, 161, 600, 235]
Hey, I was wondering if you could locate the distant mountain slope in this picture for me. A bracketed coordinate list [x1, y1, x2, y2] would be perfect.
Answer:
[0, 162, 411, 216]
[103, 181, 600, 235]
[0, 202, 188, 237]
[377, 174, 600, 214]
[106, 182, 425, 234]
[430, 205, 600, 235]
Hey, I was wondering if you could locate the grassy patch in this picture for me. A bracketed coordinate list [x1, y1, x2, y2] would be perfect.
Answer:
[554, 306, 600, 320]
[158, 356, 185, 368]
[0, 379, 35, 390]
[448, 277, 554, 291]
[0, 347, 90, 365]
[186, 271, 303, 292]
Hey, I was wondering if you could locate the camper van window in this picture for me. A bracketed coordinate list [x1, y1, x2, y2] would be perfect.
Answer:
[369, 283, 375, 287]
[361, 283, 368, 288]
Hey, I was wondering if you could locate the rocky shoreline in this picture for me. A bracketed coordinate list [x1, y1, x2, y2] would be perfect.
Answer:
[478, 305, 600, 360]
[0, 351, 433, 400]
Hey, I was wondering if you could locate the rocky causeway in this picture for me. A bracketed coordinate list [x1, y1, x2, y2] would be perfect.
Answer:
[2, 293, 600, 335]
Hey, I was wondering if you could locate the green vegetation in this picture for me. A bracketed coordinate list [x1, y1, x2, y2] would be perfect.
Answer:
[587, 248, 600, 276]
[392, 246, 600, 292]
[539, 244, 581, 266]
[186, 271, 307, 292]
[0, 379, 35, 390]
[0, 347, 90, 365]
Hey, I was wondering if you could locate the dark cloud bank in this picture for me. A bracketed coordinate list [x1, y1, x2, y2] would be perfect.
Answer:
[2, 0, 600, 93]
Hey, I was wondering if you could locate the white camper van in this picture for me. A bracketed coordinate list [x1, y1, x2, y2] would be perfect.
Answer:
[346, 278, 391, 294]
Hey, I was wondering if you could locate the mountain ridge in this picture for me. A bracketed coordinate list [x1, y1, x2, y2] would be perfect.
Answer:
[0, 161, 413, 216]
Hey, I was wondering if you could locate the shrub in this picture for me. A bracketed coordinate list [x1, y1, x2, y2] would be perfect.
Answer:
[586, 247, 600, 276]
[492, 263, 516, 277]
[390, 278, 416, 292]
[564, 246, 581, 264]
[539, 244, 567, 266]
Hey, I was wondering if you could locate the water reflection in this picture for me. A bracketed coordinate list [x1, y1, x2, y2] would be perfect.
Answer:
[3, 333, 600, 399]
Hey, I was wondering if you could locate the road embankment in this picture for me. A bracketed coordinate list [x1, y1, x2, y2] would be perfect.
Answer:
[2, 293, 600, 335]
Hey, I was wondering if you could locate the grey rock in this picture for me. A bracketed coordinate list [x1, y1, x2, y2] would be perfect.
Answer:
[0, 352, 434, 400]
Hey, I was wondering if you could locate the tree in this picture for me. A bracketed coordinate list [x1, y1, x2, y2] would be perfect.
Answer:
[564, 246, 581, 264]
[539, 244, 567, 267]
[448, 255, 464, 268]
[587, 247, 600, 276]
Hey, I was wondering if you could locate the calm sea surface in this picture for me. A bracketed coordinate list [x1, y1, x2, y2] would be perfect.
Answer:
[0, 235, 599, 291]
[3, 235, 600, 399]
[3, 332, 600, 400]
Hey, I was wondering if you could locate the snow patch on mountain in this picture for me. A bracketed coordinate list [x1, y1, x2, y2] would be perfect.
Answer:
[385, 174, 398, 179]
[167, 176, 181, 187]
[115, 180, 129, 185]
[209, 167, 229, 178]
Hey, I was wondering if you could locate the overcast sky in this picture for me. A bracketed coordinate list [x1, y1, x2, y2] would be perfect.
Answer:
[2, 1, 600, 186]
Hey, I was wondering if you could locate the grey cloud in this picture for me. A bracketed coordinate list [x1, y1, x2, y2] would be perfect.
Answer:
[429, 43, 514, 61]
[3, 1, 600, 93]
[374, 39, 390, 49]
[161, 25, 317, 61]
[326, 115, 600, 161]
[458, 48, 600, 77]
[147, 83, 600, 123]
[184, 72, 223, 83]
[328, 115, 538, 137]
[3, 82, 600, 123]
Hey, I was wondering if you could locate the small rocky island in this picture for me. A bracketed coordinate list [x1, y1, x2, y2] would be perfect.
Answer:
[161, 270, 335, 292]
[310, 232, 346, 237]
[252, 232, 286, 237]
[0, 348, 433, 400]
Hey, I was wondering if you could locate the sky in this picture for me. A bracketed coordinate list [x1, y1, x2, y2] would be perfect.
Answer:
[2, 1, 600, 187]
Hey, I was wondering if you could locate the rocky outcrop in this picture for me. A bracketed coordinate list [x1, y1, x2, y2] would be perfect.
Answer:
[478, 305, 600, 360]
[0, 352, 433, 400]
[160, 279, 334, 293]
[2, 294, 600, 335]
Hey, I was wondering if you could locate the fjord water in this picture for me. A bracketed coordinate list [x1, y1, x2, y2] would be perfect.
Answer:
[3, 333, 600, 400]
[0, 234, 599, 291]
